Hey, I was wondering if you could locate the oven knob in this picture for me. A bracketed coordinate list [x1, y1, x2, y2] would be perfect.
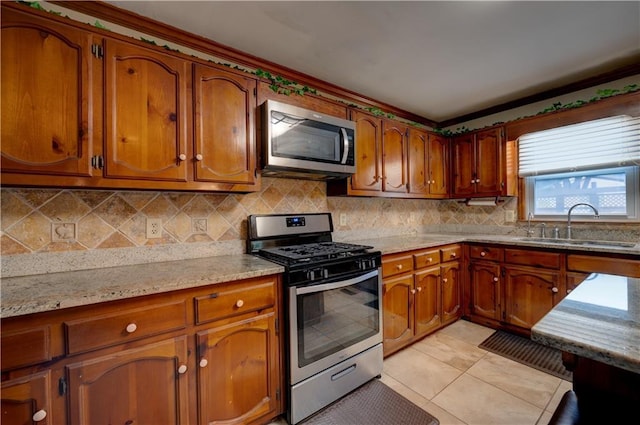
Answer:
[307, 270, 316, 281]
[322, 268, 329, 278]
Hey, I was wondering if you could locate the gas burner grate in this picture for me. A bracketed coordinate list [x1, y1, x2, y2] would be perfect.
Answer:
[260, 242, 373, 262]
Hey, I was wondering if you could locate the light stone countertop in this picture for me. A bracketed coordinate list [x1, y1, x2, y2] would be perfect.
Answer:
[531, 273, 640, 374]
[1, 233, 637, 319]
[1, 254, 283, 319]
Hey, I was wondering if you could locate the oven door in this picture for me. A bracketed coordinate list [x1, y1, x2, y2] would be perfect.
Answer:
[288, 269, 382, 385]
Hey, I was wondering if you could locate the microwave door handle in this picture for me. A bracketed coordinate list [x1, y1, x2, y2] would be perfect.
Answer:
[296, 270, 378, 295]
[340, 128, 350, 164]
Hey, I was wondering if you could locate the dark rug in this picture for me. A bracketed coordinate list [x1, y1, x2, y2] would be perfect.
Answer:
[479, 330, 572, 381]
[300, 378, 439, 425]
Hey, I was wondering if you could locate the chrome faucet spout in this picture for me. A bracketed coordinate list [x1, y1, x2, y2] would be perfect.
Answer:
[566, 203, 599, 239]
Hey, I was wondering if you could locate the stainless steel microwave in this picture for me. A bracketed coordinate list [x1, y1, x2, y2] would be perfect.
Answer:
[261, 100, 356, 180]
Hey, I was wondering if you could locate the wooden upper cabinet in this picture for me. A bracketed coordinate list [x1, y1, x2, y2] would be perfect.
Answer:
[349, 110, 383, 193]
[451, 126, 504, 197]
[427, 133, 449, 197]
[382, 120, 408, 193]
[408, 129, 449, 197]
[103, 38, 190, 182]
[1, 8, 94, 177]
[193, 64, 257, 186]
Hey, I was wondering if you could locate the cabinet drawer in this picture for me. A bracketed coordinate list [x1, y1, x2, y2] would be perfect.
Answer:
[195, 278, 276, 324]
[567, 255, 640, 277]
[441, 245, 462, 262]
[469, 245, 504, 261]
[1, 326, 51, 371]
[65, 301, 187, 354]
[414, 249, 440, 269]
[382, 255, 414, 277]
[505, 249, 561, 269]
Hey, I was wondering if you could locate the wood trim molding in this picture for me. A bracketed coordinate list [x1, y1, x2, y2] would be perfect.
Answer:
[50, 1, 437, 128]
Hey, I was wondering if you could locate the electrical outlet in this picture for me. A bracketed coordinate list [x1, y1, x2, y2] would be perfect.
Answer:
[339, 213, 347, 226]
[146, 218, 163, 239]
[505, 210, 515, 222]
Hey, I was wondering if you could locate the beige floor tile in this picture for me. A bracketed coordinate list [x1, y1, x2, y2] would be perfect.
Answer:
[438, 319, 496, 346]
[383, 346, 463, 400]
[412, 331, 489, 371]
[423, 401, 468, 425]
[537, 409, 554, 425]
[379, 373, 431, 410]
[431, 374, 544, 425]
[466, 352, 562, 409]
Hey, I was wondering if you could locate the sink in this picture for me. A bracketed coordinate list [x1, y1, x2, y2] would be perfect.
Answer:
[521, 238, 636, 248]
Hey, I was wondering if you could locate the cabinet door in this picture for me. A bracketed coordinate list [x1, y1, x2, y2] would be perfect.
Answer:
[66, 336, 189, 425]
[103, 39, 189, 181]
[475, 128, 503, 195]
[197, 312, 280, 425]
[428, 133, 449, 197]
[1, 8, 94, 177]
[441, 261, 461, 326]
[470, 261, 501, 321]
[193, 64, 257, 186]
[407, 129, 429, 195]
[350, 110, 382, 193]
[1, 370, 52, 425]
[382, 274, 414, 355]
[504, 266, 560, 329]
[451, 133, 475, 196]
[414, 266, 441, 336]
[381, 121, 408, 193]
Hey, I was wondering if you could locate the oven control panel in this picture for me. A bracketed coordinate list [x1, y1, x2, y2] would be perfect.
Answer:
[286, 217, 306, 227]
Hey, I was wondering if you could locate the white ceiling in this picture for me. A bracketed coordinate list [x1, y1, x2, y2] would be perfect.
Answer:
[107, 1, 640, 123]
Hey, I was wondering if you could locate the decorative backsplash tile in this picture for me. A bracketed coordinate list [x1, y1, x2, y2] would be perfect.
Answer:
[1, 177, 634, 258]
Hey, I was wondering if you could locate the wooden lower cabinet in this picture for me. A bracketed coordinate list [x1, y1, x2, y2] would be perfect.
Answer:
[503, 266, 561, 329]
[469, 260, 502, 322]
[382, 245, 462, 356]
[66, 336, 190, 425]
[0, 275, 283, 425]
[196, 312, 280, 425]
[1, 370, 52, 425]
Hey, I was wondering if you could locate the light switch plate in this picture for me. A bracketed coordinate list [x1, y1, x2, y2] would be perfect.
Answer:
[146, 218, 163, 239]
[505, 210, 515, 222]
[339, 213, 347, 226]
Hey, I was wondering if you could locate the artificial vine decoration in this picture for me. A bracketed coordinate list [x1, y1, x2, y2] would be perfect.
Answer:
[363, 107, 396, 119]
[254, 69, 317, 96]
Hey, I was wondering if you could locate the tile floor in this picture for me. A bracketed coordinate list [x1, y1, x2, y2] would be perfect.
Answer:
[272, 319, 572, 425]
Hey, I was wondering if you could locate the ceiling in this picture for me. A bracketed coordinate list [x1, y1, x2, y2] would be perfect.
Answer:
[106, 1, 640, 124]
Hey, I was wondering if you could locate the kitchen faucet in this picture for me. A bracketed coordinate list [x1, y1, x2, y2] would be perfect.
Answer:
[566, 203, 599, 239]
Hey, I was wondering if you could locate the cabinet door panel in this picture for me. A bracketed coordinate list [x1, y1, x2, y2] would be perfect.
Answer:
[194, 64, 257, 185]
[104, 39, 189, 181]
[451, 134, 475, 196]
[66, 336, 189, 425]
[428, 133, 449, 197]
[470, 262, 501, 320]
[1, 370, 51, 425]
[382, 122, 407, 193]
[408, 129, 428, 195]
[197, 312, 279, 425]
[504, 267, 560, 329]
[441, 261, 461, 326]
[382, 275, 414, 354]
[475, 128, 502, 194]
[414, 267, 440, 336]
[350, 110, 382, 192]
[1, 9, 93, 177]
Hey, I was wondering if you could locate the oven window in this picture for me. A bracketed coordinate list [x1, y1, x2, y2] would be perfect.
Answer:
[296, 275, 380, 368]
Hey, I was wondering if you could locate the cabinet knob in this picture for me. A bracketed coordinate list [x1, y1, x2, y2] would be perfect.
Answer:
[125, 323, 137, 333]
[427, 257, 432, 262]
[551, 287, 559, 293]
[471, 180, 475, 184]
[476, 179, 480, 183]
[178, 364, 188, 374]
[480, 251, 486, 257]
[493, 277, 499, 282]
[199, 358, 208, 368]
[442, 278, 448, 283]
[236, 299, 244, 308]
[195, 154, 203, 161]
[178, 153, 187, 161]
[32, 409, 47, 422]
[451, 253, 457, 258]
[417, 286, 423, 292]
[410, 289, 416, 294]
[567, 289, 573, 293]
[396, 264, 403, 270]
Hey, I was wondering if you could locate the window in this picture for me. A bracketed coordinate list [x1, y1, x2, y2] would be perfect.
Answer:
[519, 115, 640, 221]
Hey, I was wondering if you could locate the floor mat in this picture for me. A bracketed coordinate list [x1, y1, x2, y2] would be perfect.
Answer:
[479, 330, 572, 381]
[300, 379, 439, 425]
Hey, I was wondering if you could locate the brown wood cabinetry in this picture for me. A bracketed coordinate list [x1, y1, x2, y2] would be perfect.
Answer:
[0, 274, 283, 425]
[347, 109, 384, 194]
[1, 4, 260, 193]
[467, 245, 565, 334]
[382, 244, 462, 356]
[408, 129, 449, 197]
[451, 126, 504, 198]
[567, 253, 640, 277]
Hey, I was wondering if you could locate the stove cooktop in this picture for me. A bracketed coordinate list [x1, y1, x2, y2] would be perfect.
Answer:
[259, 241, 374, 263]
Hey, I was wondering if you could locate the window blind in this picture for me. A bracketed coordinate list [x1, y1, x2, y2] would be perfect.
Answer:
[518, 115, 640, 177]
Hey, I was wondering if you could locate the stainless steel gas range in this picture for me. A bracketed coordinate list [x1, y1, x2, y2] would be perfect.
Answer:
[247, 213, 383, 424]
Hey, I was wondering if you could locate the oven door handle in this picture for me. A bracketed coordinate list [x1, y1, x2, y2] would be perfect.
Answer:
[295, 270, 379, 295]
